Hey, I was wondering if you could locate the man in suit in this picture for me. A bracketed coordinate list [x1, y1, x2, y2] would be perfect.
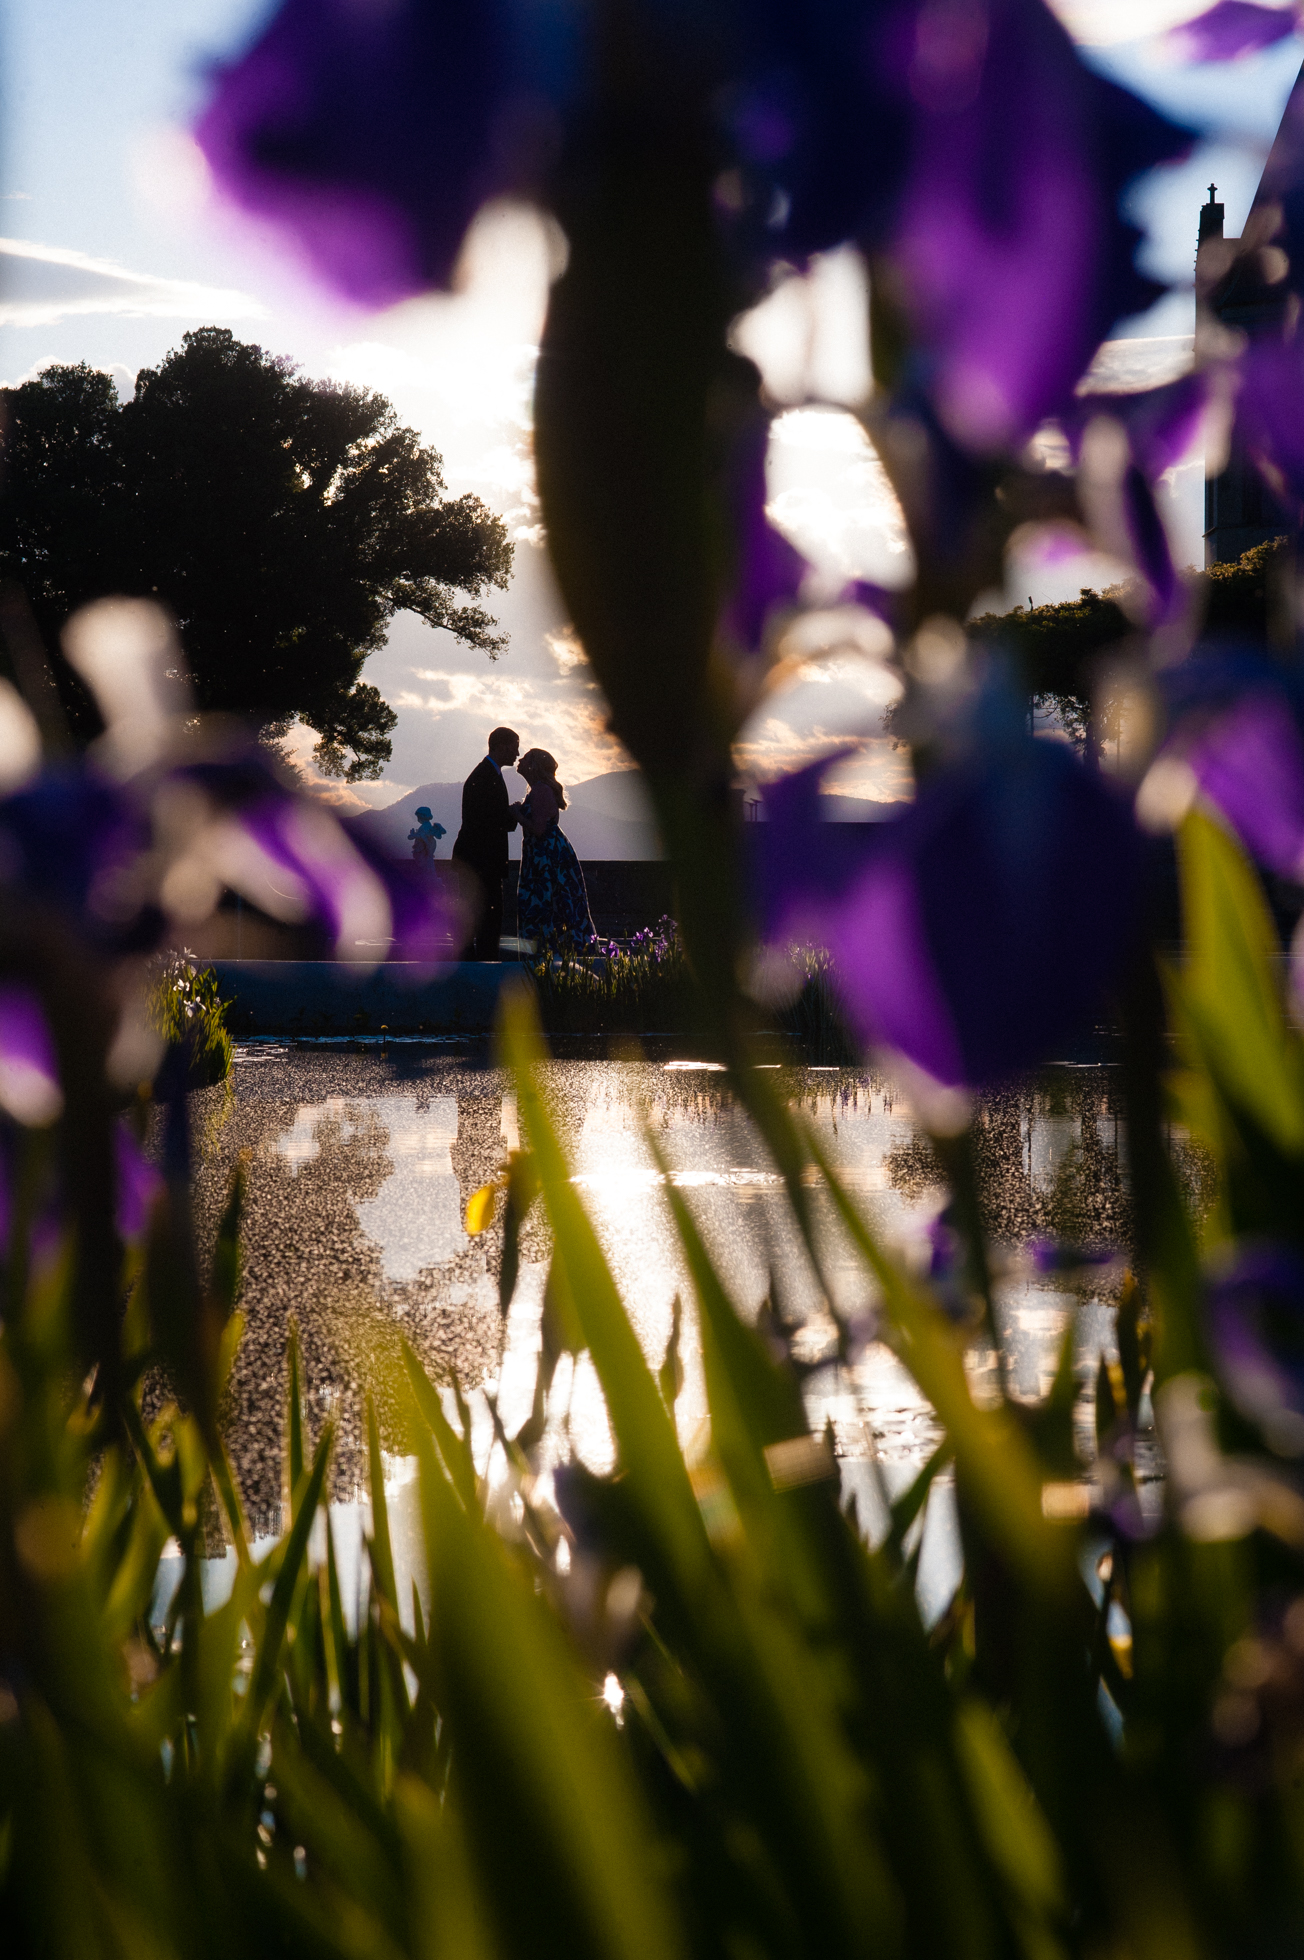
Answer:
[452, 726, 522, 960]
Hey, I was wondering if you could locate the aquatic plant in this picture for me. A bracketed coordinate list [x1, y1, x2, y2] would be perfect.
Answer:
[526, 918, 695, 1036]
[147, 954, 235, 1088]
[527, 925, 858, 1062]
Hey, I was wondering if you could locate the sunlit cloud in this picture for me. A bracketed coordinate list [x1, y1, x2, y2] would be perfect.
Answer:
[734, 649, 909, 801]
[0, 236, 265, 329]
[1079, 333, 1195, 393]
[731, 248, 872, 409]
[1046, 0, 1227, 46]
[324, 204, 559, 525]
[768, 408, 915, 589]
[545, 627, 587, 675]
[735, 720, 913, 804]
[398, 666, 629, 784]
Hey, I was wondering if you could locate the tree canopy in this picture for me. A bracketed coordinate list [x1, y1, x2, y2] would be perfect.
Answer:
[0, 328, 513, 778]
[969, 538, 1290, 745]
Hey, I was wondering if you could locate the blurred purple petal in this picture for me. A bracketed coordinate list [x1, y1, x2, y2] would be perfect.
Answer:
[1207, 1241, 1304, 1441]
[116, 1124, 161, 1242]
[1159, 652, 1304, 876]
[0, 770, 157, 952]
[1167, 1, 1299, 62]
[342, 816, 471, 960]
[891, 0, 1191, 448]
[1251, 54, 1304, 298]
[1067, 371, 1209, 482]
[196, 0, 568, 305]
[725, 0, 1191, 448]
[830, 846, 966, 1083]
[1236, 336, 1304, 517]
[236, 795, 392, 951]
[719, 418, 809, 650]
[1124, 465, 1179, 622]
[1183, 687, 1304, 879]
[1063, 377, 1208, 620]
[196, 0, 1190, 448]
[175, 742, 467, 958]
[871, 387, 997, 588]
[757, 736, 1142, 1087]
[754, 750, 896, 939]
[1028, 1234, 1116, 1273]
[0, 984, 62, 1127]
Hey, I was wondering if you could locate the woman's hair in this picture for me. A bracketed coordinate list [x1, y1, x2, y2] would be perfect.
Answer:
[519, 748, 566, 809]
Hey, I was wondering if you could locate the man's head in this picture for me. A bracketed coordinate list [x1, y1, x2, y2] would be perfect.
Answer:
[488, 726, 520, 767]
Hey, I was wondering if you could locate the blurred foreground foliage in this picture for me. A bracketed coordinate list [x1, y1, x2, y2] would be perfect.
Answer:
[6, 815, 1304, 1957]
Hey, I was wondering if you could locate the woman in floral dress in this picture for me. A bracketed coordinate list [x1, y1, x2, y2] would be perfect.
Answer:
[514, 749, 597, 949]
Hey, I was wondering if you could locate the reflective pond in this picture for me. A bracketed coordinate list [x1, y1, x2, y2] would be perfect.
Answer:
[171, 1048, 1174, 1631]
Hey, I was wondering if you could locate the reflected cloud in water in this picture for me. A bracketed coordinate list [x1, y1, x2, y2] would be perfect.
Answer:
[191, 1054, 1172, 1626]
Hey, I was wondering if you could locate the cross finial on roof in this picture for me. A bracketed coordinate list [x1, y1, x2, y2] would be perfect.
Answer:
[1207, 183, 1218, 202]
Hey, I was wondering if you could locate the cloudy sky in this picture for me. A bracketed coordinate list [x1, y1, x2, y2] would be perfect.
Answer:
[2, 0, 1302, 810]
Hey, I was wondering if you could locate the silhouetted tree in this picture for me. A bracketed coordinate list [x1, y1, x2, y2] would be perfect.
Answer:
[968, 537, 1291, 746]
[0, 328, 513, 779]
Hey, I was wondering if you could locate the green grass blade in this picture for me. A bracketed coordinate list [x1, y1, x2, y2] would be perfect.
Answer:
[412, 1384, 685, 1960]
[400, 1340, 477, 1511]
[499, 990, 711, 1596]
[245, 1417, 334, 1737]
[365, 1393, 398, 1614]
[1178, 806, 1304, 1153]
[803, 1121, 1076, 1600]
[287, 1319, 305, 1511]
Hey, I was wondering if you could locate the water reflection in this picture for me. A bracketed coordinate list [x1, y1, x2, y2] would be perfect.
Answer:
[193, 1054, 1157, 1617]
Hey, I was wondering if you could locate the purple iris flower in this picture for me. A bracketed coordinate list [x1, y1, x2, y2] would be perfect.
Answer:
[884, 0, 1190, 450]
[757, 730, 1142, 1088]
[342, 815, 471, 960]
[180, 747, 463, 959]
[1123, 466, 1180, 623]
[197, 0, 1188, 457]
[1159, 653, 1304, 880]
[1185, 690, 1304, 879]
[1081, 375, 1211, 485]
[196, 0, 577, 306]
[0, 770, 157, 952]
[1166, 0, 1300, 63]
[1206, 1240, 1304, 1445]
[0, 985, 63, 1128]
[115, 1124, 162, 1241]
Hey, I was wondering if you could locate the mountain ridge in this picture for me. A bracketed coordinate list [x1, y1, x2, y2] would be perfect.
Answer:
[349, 769, 906, 861]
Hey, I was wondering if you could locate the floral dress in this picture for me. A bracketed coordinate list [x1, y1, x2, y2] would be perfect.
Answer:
[516, 788, 596, 947]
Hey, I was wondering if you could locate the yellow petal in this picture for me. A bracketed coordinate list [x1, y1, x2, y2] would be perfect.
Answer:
[465, 1183, 497, 1235]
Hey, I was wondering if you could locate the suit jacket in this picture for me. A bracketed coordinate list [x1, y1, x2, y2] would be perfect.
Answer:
[452, 756, 513, 876]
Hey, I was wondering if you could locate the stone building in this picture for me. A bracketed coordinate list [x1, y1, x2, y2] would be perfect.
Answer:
[1200, 181, 1294, 564]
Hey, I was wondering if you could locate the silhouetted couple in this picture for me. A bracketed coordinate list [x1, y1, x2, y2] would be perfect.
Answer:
[452, 726, 595, 960]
